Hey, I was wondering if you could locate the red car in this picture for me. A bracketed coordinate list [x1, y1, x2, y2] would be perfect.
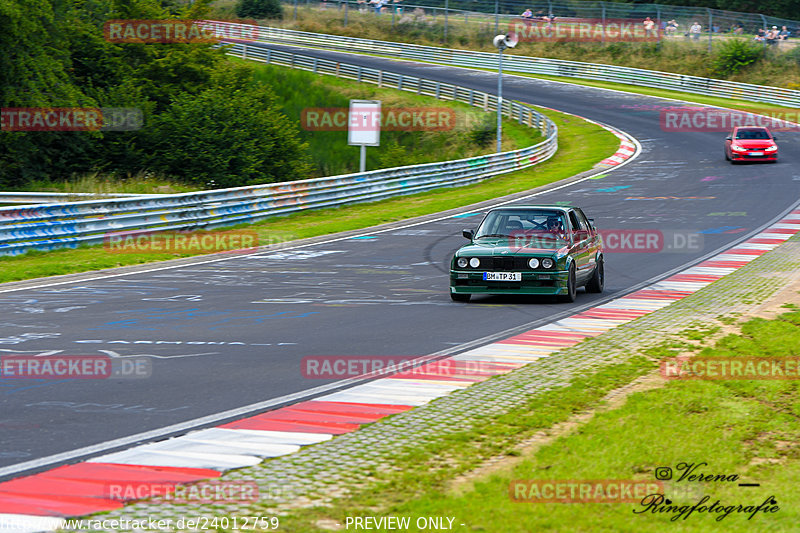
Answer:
[724, 126, 778, 163]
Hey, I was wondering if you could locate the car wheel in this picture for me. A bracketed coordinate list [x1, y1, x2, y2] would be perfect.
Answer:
[450, 292, 471, 302]
[559, 264, 577, 303]
[585, 258, 604, 293]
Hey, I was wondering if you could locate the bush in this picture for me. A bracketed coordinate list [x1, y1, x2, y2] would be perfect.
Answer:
[141, 84, 311, 188]
[712, 39, 763, 77]
[236, 0, 283, 20]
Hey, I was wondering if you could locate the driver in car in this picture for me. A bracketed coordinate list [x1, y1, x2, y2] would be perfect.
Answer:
[545, 216, 565, 238]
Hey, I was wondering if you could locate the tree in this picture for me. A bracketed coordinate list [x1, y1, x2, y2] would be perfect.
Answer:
[237, 0, 283, 20]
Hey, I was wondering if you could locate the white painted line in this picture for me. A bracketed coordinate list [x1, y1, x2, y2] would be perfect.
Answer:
[600, 299, 673, 310]
[87, 450, 261, 470]
[316, 391, 429, 406]
[680, 266, 738, 276]
[647, 281, 712, 291]
[123, 437, 300, 458]
[712, 253, 759, 262]
[188, 428, 332, 445]
[733, 243, 778, 250]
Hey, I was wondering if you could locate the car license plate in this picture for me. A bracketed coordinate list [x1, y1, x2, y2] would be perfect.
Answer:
[749, 151, 764, 156]
[483, 272, 521, 281]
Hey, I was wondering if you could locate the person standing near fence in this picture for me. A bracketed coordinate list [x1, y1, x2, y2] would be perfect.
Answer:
[690, 21, 702, 40]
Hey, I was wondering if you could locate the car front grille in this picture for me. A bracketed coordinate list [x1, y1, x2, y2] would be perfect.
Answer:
[491, 257, 529, 270]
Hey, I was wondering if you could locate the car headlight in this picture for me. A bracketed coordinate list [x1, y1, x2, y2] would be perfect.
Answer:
[457, 257, 468, 268]
[765, 145, 778, 152]
[528, 258, 539, 268]
[469, 257, 481, 268]
[542, 258, 554, 269]
[731, 145, 747, 152]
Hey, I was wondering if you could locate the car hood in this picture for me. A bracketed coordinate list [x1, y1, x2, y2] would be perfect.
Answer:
[732, 140, 775, 148]
[457, 239, 568, 256]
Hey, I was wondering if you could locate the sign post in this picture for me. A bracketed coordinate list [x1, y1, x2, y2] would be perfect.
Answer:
[348, 100, 381, 172]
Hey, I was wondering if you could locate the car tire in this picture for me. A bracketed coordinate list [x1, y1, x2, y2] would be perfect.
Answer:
[585, 258, 604, 293]
[559, 264, 577, 303]
[450, 292, 471, 302]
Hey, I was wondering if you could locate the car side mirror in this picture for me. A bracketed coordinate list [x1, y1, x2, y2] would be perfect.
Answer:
[772, 135, 778, 141]
[463, 229, 474, 240]
[725, 135, 732, 140]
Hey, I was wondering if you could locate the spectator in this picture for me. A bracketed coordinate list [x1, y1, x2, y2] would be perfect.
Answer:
[665, 19, 678, 36]
[521, 8, 534, 20]
[643, 17, 655, 32]
[754, 28, 765, 43]
[690, 21, 701, 40]
[733, 23, 744, 35]
[779, 26, 791, 40]
[369, 0, 381, 13]
[766, 26, 779, 45]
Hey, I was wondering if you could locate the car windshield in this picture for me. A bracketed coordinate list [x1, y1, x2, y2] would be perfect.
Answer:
[735, 129, 770, 140]
[475, 210, 568, 244]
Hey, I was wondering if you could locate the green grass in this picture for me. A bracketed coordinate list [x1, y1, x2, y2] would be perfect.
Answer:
[245, 61, 537, 177]
[277, 310, 800, 532]
[0, 106, 616, 283]
[11, 172, 201, 195]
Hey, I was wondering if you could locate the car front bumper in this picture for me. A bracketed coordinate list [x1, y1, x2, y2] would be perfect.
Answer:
[730, 152, 777, 161]
[449, 269, 570, 295]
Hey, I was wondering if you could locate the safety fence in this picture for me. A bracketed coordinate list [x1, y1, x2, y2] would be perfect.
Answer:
[281, 0, 800, 51]
[211, 22, 800, 107]
[0, 46, 557, 256]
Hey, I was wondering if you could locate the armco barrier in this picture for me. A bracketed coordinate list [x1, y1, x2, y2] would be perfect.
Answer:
[0, 47, 557, 257]
[204, 21, 800, 108]
[0, 192, 165, 204]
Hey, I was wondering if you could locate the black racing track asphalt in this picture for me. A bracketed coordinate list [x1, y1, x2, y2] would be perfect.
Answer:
[2, 42, 799, 479]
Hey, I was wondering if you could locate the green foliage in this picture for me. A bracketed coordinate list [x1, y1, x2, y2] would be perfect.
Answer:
[711, 38, 763, 77]
[236, 0, 283, 20]
[141, 83, 311, 188]
[0, 0, 307, 189]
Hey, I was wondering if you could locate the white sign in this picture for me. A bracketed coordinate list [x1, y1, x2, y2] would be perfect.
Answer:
[348, 100, 381, 146]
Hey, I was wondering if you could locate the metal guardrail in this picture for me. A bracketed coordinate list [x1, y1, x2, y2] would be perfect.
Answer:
[0, 192, 166, 205]
[212, 22, 800, 107]
[0, 47, 557, 256]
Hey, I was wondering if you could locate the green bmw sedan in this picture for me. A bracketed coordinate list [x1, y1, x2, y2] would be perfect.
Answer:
[449, 206, 604, 303]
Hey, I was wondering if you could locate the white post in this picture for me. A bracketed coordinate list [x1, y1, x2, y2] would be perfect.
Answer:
[497, 46, 503, 153]
[360, 145, 367, 172]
